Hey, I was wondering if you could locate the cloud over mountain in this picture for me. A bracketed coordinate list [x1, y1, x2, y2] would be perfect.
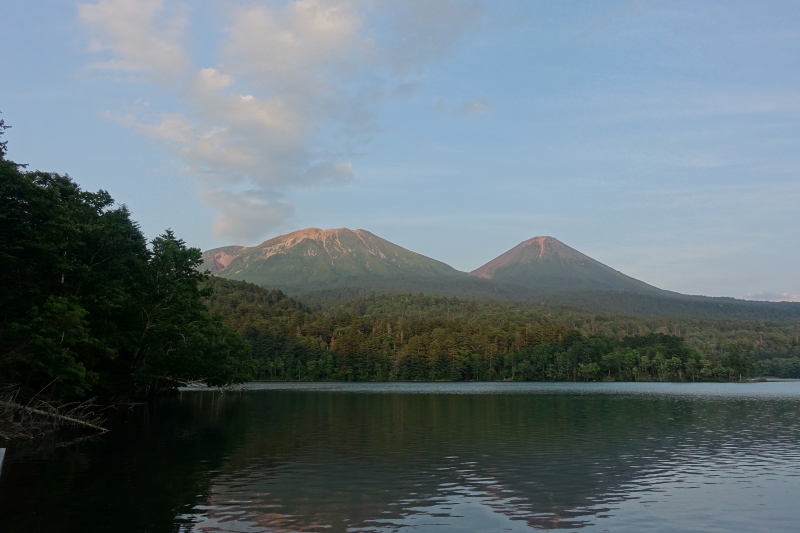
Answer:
[79, 0, 484, 241]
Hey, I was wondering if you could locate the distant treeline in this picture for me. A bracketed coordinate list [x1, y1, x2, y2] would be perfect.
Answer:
[293, 284, 800, 323]
[317, 292, 800, 378]
[205, 278, 798, 382]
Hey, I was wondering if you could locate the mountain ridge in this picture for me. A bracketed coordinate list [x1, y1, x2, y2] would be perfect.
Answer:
[201, 228, 800, 321]
[201, 227, 475, 291]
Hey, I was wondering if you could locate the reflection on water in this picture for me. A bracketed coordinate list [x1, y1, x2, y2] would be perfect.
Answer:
[2, 383, 800, 532]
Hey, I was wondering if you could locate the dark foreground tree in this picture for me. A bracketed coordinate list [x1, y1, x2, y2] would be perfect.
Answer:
[0, 125, 254, 400]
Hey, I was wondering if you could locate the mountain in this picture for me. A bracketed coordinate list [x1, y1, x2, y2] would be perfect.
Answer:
[470, 236, 663, 294]
[201, 228, 492, 295]
[202, 229, 800, 321]
[468, 236, 800, 321]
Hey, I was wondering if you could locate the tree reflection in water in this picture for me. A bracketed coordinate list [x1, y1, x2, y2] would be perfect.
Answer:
[1, 383, 800, 532]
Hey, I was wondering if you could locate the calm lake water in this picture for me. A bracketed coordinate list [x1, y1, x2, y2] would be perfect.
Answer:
[2, 382, 800, 532]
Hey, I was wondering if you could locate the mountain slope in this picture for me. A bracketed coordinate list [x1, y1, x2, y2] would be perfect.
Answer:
[471, 236, 664, 294]
[467, 236, 800, 320]
[201, 228, 477, 292]
[202, 230, 800, 321]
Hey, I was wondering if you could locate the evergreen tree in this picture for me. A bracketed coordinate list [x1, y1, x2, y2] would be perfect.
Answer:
[0, 122, 254, 399]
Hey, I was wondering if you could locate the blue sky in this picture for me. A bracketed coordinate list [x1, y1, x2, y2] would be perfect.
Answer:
[2, 0, 799, 300]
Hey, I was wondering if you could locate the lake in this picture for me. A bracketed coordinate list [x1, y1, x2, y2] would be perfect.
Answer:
[1, 382, 800, 532]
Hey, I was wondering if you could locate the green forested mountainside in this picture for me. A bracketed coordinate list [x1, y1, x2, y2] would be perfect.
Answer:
[0, 133, 254, 400]
[317, 293, 800, 362]
[524, 289, 800, 322]
[201, 228, 473, 289]
[297, 286, 800, 322]
[202, 229, 800, 323]
[204, 278, 799, 381]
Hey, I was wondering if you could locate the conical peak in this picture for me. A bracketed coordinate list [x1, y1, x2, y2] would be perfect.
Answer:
[523, 236, 557, 244]
[201, 228, 666, 297]
[518, 236, 568, 249]
[514, 236, 580, 259]
[517, 236, 562, 258]
[470, 236, 588, 279]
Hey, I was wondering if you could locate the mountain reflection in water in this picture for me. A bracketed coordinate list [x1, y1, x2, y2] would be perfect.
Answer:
[1, 383, 800, 532]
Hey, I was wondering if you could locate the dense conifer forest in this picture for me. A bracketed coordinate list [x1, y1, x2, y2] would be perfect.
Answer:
[205, 277, 800, 382]
[0, 122, 255, 404]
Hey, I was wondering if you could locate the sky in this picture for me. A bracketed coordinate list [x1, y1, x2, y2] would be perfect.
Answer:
[1, 0, 799, 301]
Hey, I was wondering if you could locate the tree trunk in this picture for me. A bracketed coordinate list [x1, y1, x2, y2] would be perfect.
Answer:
[0, 401, 107, 434]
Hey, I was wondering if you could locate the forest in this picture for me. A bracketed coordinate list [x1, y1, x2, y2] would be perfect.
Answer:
[0, 121, 255, 405]
[205, 277, 799, 382]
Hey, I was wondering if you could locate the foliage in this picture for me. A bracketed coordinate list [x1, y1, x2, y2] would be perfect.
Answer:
[0, 143, 254, 399]
[297, 286, 800, 323]
[0, 113, 9, 158]
[204, 278, 779, 382]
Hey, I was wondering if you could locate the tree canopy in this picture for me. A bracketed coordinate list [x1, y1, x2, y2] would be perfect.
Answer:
[0, 130, 254, 399]
[204, 278, 772, 382]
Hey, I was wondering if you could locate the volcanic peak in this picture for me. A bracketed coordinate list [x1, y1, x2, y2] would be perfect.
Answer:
[254, 227, 404, 262]
[470, 236, 588, 279]
[201, 227, 440, 279]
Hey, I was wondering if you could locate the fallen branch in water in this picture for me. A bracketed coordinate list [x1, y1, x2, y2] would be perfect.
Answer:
[0, 386, 108, 441]
[0, 401, 107, 434]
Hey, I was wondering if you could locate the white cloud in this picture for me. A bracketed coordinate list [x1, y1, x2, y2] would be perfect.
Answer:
[743, 292, 800, 303]
[78, 0, 189, 83]
[222, 1, 368, 99]
[198, 189, 294, 242]
[79, 0, 483, 241]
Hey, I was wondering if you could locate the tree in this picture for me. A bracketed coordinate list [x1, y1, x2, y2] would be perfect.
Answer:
[723, 343, 755, 381]
[0, 164, 134, 396]
[0, 123, 254, 399]
[0, 113, 9, 158]
[123, 231, 255, 394]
